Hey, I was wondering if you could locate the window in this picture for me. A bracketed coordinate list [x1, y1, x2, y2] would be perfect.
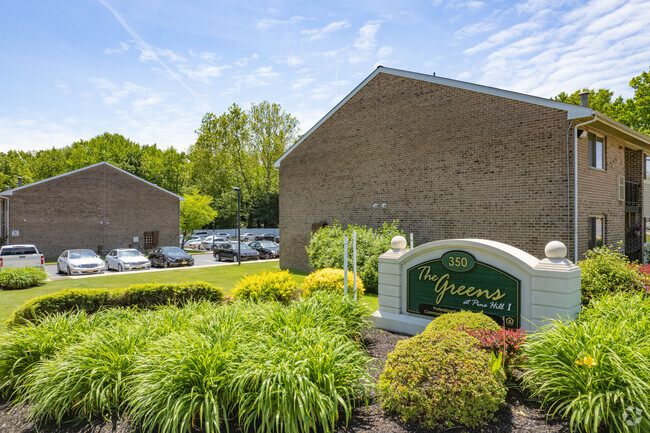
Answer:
[589, 216, 605, 249]
[645, 155, 650, 180]
[588, 133, 605, 170]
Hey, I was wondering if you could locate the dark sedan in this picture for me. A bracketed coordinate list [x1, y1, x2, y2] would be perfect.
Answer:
[255, 233, 278, 241]
[248, 241, 279, 259]
[212, 242, 259, 262]
[148, 247, 194, 268]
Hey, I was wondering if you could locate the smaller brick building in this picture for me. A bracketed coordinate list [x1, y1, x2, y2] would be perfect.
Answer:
[0, 162, 182, 259]
[275, 67, 650, 271]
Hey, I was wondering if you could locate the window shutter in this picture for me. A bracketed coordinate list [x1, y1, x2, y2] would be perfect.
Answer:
[617, 175, 625, 201]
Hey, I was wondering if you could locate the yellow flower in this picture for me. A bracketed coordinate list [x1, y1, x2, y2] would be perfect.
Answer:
[575, 355, 597, 368]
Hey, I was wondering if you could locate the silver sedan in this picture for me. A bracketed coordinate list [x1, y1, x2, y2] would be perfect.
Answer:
[57, 249, 105, 275]
[105, 248, 151, 272]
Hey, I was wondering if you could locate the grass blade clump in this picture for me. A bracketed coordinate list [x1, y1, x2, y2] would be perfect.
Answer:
[24, 313, 153, 423]
[127, 313, 248, 433]
[521, 292, 650, 432]
[0, 311, 96, 398]
[232, 327, 373, 433]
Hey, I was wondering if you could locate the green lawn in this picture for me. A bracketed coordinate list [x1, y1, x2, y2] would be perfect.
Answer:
[0, 262, 378, 332]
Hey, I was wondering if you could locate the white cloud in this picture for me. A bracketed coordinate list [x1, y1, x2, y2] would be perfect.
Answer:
[349, 21, 382, 63]
[178, 64, 231, 83]
[377, 46, 393, 57]
[301, 20, 351, 41]
[446, 0, 486, 11]
[256, 16, 305, 30]
[455, 20, 498, 38]
[292, 77, 316, 89]
[467, 0, 650, 100]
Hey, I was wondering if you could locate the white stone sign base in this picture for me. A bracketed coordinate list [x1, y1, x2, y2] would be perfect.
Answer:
[371, 238, 581, 335]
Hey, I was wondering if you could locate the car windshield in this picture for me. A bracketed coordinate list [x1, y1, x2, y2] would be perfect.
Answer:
[231, 242, 254, 251]
[162, 247, 185, 254]
[118, 250, 141, 258]
[259, 242, 278, 248]
[69, 250, 97, 260]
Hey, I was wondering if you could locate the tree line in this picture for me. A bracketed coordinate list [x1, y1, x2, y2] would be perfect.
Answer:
[0, 101, 298, 229]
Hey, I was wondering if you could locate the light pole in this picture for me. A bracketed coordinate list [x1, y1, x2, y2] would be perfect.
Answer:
[231, 187, 241, 266]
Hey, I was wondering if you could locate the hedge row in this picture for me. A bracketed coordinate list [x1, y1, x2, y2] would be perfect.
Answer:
[7, 282, 225, 328]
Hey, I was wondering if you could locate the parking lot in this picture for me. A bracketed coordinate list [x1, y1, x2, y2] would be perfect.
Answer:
[45, 252, 277, 280]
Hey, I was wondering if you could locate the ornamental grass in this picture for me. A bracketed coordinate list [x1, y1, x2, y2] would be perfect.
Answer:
[0, 292, 373, 433]
[521, 292, 650, 432]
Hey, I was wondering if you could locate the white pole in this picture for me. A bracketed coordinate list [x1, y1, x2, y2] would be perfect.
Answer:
[410, 233, 414, 250]
[353, 230, 358, 301]
[343, 234, 348, 295]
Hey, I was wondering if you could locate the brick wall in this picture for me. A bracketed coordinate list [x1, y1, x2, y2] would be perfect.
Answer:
[575, 131, 626, 257]
[280, 73, 577, 270]
[7, 164, 180, 259]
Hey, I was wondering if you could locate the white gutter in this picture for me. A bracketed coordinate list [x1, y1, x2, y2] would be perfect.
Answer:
[574, 115, 598, 263]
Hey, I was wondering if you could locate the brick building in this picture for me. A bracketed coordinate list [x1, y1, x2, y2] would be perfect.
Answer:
[0, 162, 182, 259]
[275, 67, 650, 270]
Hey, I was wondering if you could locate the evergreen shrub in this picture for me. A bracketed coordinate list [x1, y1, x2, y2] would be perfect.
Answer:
[578, 243, 644, 304]
[379, 330, 506, 428]
[232, 270, 297, 303]
[424, 311, 500, 333]
[306, 220, 404, 293]
[301, 268, 364, 297]
[7, 282, 224, 327]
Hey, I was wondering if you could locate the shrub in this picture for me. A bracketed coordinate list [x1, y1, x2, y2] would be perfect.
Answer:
[578, 243, 644, 304]
[306, 220, 404, 293]
[232, 270, 297, 303]
[0, 267, 47, 290]
[424, 311, 500, 333]
[462, 327, 526, 380]
[7, 282, 225, 328]
[379, 330, 506, 428]
[301, 268, 365, 298]
[521, 292, 650, 433]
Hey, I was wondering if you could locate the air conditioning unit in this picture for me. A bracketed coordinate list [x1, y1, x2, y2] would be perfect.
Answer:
[617, 175, 625, 202]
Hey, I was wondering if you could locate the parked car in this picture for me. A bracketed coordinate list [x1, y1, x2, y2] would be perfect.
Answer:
[215, 232, 231, 239]
[186, 236, 207, 250]
[248, 241, 279, 259]
[200, 236, 229, 250]
[57, 249, 105, 275]
[239, 232, 257, 242]
[255, 233, 278, 241]
[105, 248, 151, 272]
[212, 242, 259, 262]
[148, 247, 194, 268]
[0, 244, 44, 271]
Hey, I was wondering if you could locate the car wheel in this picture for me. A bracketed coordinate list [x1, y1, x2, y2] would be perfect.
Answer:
[214, 253, 220, 261]
[163, 260, 169, 268]
[263, 252, 270, 260]
[233, 254, 238, 262]
[105, 261, 110, 271]
[56, 264, 62, 274]
[67, 265, 73, 275]
[118, 264, 124, 272]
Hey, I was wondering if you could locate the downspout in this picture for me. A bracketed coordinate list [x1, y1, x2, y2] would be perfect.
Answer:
[573, 115, 598, 263]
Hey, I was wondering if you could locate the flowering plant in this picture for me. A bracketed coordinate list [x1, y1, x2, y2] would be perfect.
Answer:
[461, 326, 526, 379]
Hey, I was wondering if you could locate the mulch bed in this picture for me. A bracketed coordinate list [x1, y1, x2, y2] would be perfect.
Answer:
[0, 328, 570, 433]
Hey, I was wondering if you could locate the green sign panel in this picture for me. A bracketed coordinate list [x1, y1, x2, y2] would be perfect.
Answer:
[407, 251, 520, 329]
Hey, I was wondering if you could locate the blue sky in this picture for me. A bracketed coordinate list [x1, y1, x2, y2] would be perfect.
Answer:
[1, 0, 649, 152]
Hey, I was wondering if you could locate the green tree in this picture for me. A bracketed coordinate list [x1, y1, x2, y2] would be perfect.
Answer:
[179, 192, 218, 246]
[0, 151, 34, 189]
[189, 101, 298, 228]
[553, 67, 650, 135]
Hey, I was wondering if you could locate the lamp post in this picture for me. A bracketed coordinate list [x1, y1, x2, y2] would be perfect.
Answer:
[231, 187, 241, 266]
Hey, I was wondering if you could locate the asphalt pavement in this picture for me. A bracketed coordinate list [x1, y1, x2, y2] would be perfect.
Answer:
[45, 252, 277, 280]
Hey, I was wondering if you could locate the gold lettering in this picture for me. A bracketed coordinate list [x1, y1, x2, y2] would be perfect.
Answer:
[419, 271, 508, 304]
